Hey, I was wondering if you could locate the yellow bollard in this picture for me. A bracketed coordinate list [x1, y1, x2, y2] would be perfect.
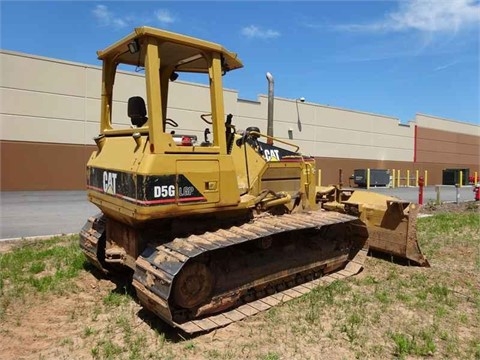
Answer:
[317, 169, 322, 187]
[475, 171, 478, 185]
[407, 170, 410, 187]
[424, 170, 428, 187]
[459, 171, 463, 188]
[416, 170, 419, 187]
[392, 169, 396, 188]
[366, 168, 371, 189]
[397, 170, 401, 188]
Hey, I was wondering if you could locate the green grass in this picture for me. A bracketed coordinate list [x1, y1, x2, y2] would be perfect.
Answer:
[0, 235, 84, 318]
[418, 212, 479, 254]
[390, 327, 437, 359]
[103, 291, 130, 307]
[260, 352, 280, 360]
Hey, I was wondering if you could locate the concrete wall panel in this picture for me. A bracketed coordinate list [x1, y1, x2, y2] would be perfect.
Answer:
[1, 52, 86, 97]
[1, 114, 86, 144]
[417, 113, 479, 136]
[1, 87, 85, 121]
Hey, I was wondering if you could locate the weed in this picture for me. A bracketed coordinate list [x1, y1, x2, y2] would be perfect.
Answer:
[207, 349, 221, 359]
[415, 289, 428, 302]
[435, 305, 447, 318]
[390, 327, 437, 359]
[83, 326, 95, 338]
[91, 346, 99, 359]
[459, 313, 468, 324]
[265, 306, 279, 322]
[128, 334, 147, 360]
[391, 332, 413, 359]
[103, 292, 129, 307]
[60, 337, 73, 346]
[471, 340, 480, 359]
[184, 341, 196, 351]
[396, 292, 413, 304]
[410, 272, 428, 287]
[303, 281, 352, 324]
[418, 328, 437, 355]
[29, 262, 46, 274]
[155, 330, 166, 348]
[98, 339, 123, 359]
[91, 305, 101, 321]
[430, 284, 450, 302]
[261, 352, 280, 360]
[116, 314, 131, 334]
[374, 289, 391, 304]
[386, 268, 399, 281]
[340, 313, 363, 343]
[361, 275, 378, 285]
[351, 292, 368, 306]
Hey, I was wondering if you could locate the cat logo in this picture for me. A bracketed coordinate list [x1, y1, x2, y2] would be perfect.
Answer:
[103, 171, 117, 194]
[264, 149, 280, 162]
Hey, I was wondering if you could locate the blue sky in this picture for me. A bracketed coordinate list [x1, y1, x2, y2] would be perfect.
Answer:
[1, 1, 479, 124]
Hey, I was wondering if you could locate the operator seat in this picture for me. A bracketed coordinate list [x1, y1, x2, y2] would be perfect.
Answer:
[128, 96, 148, 127]
[225, 114, 235, 154]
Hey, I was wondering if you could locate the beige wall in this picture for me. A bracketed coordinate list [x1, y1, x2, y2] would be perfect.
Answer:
[1, 50, 414, 161]
[1, 50, 478, 190]
[416, 113, 480, 136]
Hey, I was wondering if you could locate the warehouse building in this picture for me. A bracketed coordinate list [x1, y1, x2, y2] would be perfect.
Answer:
[1, 50, 479, 190]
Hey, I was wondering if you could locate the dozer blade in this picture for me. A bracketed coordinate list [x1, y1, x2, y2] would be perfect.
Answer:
[364, 201, 429, 266]
[322, 189, 430, 267]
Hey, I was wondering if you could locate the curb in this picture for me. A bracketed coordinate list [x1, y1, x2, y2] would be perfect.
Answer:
[0, 233, 77, 243]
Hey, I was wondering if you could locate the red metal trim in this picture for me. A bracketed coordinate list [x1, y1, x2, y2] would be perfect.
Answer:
[279, 158, 315, 163]
[414, 125, 417, 163]
[87, 185, 206, 205]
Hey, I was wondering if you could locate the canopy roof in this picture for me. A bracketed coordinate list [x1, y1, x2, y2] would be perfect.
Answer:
[97, 26, 243, 73]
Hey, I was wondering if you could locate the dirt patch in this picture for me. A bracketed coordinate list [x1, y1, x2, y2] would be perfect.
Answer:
[419, 200, 480, 214]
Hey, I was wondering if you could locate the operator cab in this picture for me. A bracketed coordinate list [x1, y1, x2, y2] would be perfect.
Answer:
[96, 26, 243, 155]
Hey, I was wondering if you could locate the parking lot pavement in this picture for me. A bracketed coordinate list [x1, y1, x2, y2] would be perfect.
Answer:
[0, 185, 476, 240]
[0, 191, 98, 240]
[366, 185, 476, 204]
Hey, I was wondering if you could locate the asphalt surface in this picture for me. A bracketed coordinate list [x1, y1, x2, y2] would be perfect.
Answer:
[0, 185, 476, 240]
[366, 185, 476, 204]
[0, 191, 98, 240]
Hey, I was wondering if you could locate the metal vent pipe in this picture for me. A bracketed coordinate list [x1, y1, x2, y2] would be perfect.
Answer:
[266, 72, 274, 145]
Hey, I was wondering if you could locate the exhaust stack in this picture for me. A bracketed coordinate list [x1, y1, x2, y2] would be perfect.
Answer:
[266, 72, 274, 145]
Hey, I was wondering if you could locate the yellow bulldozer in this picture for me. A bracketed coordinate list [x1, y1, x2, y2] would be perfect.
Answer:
[80, 26, 428, 334]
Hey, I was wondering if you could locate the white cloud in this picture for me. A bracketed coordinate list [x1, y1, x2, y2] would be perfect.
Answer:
[433, 61, 459, 71]
[155, 9, 175, 25]
[241, 25, 280, 39]
[336, 0, 480, 33]
[92, 5, 128, 29]
[92, 5, 177, 30]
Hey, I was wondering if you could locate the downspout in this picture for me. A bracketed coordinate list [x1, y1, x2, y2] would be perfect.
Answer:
[266, 72, 274, 145]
